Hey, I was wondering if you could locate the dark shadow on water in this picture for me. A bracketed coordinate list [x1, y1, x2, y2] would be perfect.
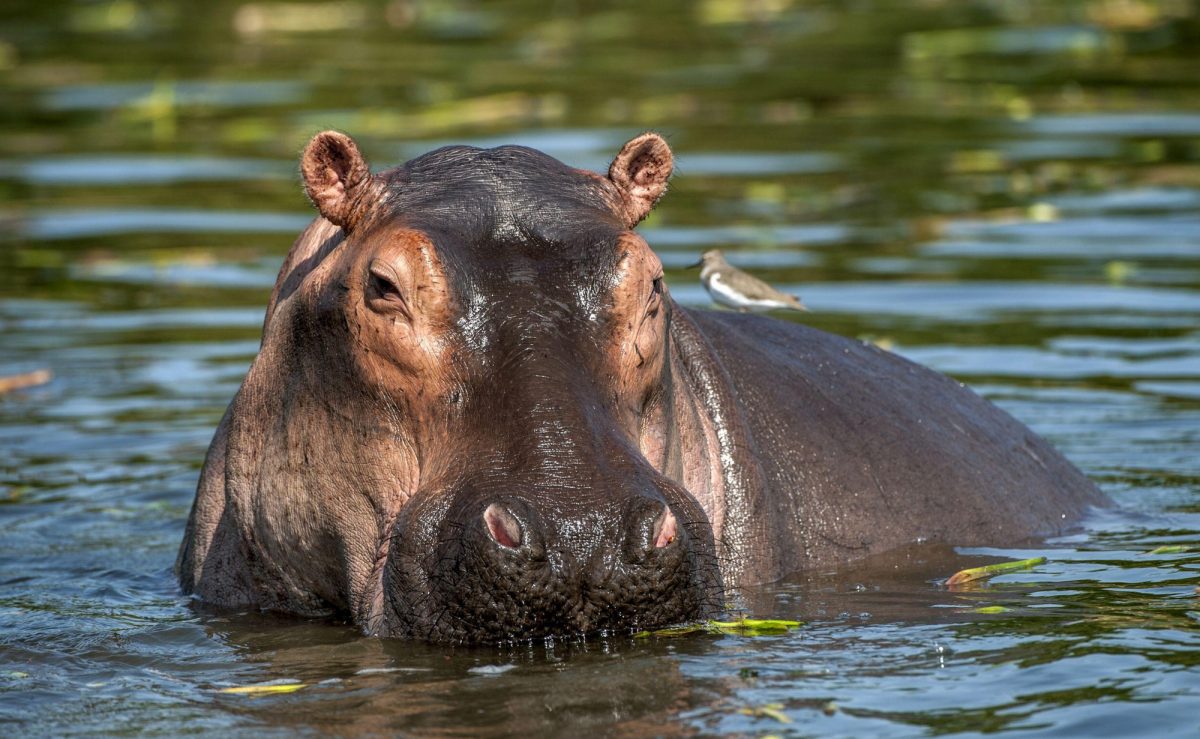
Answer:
[200, 609, 723, 736]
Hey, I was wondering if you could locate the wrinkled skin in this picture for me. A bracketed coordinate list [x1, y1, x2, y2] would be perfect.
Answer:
[177, 131, 1108, 643]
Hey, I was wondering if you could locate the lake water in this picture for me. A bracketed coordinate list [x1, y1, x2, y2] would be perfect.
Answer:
[1, 1, 1198, 735]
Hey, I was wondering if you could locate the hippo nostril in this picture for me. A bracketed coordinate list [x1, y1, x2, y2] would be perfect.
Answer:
[625, 500, 680, 558]
[653, 506, 677, 549]
[483, 503, 523, 549]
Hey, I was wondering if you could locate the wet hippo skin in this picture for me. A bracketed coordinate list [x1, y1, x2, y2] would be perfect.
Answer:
[176, 131, 1109, 643]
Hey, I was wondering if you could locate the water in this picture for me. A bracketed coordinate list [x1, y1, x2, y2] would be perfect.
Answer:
[2, 1, 1198, 735]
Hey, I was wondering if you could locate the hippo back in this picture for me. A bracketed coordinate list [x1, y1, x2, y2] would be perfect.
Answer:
[683, 309, 1107, 571]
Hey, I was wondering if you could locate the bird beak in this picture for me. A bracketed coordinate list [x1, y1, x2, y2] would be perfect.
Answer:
[686, 257, 703, 269]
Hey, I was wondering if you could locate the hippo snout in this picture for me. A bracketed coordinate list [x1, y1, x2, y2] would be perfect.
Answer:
[383, 491, 719, 643]
[481, 499, 678, 558]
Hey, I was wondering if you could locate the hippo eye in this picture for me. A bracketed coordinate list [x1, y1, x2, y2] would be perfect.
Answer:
[647, 276, 664, 315]
[366, 263, 410, 317]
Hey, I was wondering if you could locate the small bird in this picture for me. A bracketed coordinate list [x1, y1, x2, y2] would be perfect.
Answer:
[689, 249, 807, 313]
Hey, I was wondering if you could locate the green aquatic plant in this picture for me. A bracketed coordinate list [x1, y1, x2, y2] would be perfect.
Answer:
[636, 617, 804, 638]
[737, 702, 792, 724]
[946, 556, 1047, 588]
[218, 682, 306, 695]
[1147, 545, 1193, 555]
[972, 605, 1013, 614]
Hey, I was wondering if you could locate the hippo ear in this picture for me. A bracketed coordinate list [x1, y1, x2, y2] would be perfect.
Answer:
[608, 132, 674, 227]
[300, 131, 377, 231]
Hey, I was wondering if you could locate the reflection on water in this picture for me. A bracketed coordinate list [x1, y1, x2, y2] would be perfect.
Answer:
[1, 0, 1198, 735]
[21, 209, 313, 240]
[2, 155, 291, 185]
[42, 80, 308, 112]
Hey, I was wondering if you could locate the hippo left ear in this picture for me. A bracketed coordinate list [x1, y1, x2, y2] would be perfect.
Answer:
[300, 130, 378, 232]
[608, 132, 674, 227]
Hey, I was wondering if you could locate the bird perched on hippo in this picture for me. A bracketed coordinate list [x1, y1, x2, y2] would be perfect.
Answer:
[692, 248, 807, 313]
[177, 130, 1108, 644]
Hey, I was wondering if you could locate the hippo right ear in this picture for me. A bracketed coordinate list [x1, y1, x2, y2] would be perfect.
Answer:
[608, 132, 674, 228]
[300, 131, 377, 232]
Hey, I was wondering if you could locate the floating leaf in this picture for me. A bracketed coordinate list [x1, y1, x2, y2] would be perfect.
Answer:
[946, 556, 1046, 587]
[738, 703, 792, 724]
[972, 605, 1012, 614]
[636, 617, 803, 638]
[708, 618, 803, 636]
[218, 682, 306, 695]
[1148, 545, 1193, 555]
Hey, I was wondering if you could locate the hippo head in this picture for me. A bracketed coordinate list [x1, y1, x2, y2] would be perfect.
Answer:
[207, 131, 722, 643]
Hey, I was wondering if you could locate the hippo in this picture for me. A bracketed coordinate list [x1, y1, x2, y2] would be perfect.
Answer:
[177, 131, 1108, 643]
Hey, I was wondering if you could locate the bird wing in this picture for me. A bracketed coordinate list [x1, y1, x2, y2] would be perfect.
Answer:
[723, 266, 797, 303]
